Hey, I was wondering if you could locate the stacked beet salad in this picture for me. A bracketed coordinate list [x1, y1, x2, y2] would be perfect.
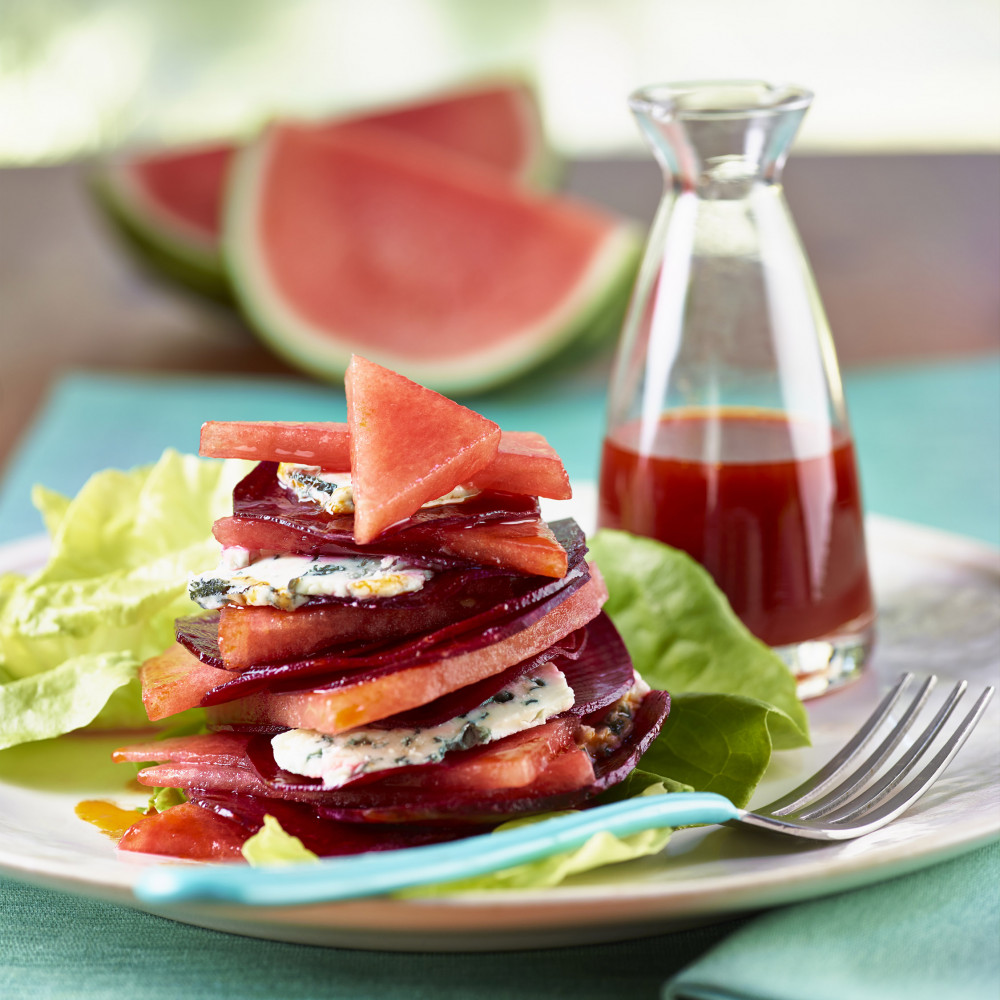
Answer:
[113, 356, 670, 861]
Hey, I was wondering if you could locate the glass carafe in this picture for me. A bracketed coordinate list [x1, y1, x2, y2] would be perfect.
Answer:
[598, 81, 875, 696]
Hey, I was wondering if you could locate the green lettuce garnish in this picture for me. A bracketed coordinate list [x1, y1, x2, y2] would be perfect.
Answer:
[242, 815, 320, 867]
[590, 529, 810, 809]
[0, 450, 248, 749]
[401, 781, 677, 897]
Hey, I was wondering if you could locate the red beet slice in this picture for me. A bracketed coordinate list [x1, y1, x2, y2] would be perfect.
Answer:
[229, 461, 540, 550]
[194, 563, 589, 703]
[179, 518, 587, 669]
[188, 792, 469, 856]
[202, 573, 607, 733]
[208, 567, 563, 670]
[113, 731, 253, 765]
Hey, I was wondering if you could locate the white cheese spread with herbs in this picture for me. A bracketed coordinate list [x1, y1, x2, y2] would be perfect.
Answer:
[277, 463, 479, 516]
[188, 552, 433, 611]
[270, 660, 575, 788]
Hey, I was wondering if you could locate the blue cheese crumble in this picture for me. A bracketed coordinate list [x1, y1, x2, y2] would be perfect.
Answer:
[188, 552, 432, 611]
[270, 660, 575, 788]
[277, 463, 478, 516]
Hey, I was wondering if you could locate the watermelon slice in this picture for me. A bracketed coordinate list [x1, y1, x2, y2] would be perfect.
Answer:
[93, 81, 554, 297]
[117, 801, 248, 861]
[225, 121, 639, 393]
[346, 356, 501, 543]
[199, 423, 571, 501]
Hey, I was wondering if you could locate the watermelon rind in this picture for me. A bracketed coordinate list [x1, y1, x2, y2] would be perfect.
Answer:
[91, 155, 231, 301]
[223, 130, 641, 395]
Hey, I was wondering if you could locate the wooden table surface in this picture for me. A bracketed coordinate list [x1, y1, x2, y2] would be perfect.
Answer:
[1, 153, 997, 477]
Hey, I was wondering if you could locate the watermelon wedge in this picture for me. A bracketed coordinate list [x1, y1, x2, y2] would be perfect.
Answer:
[93, 81, 554, 298]
[224, 121, 639, 393]
[346, 356, 501, 543]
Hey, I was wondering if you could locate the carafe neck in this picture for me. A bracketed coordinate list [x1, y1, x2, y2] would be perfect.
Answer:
[630, 80, 813, 197]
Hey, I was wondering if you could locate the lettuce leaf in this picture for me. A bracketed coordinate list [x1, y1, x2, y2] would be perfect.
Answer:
[242, 815, 320, 867]
[0, 450, 249, 746]
[589, 530, 810, 809]
[401, 782, 676, 897]
[0, 652, 139, 750]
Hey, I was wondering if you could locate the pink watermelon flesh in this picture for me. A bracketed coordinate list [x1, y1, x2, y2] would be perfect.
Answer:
[469, 431, 571, 499]
[128, 144, 232, 244]
[243, 121, 625, 365]
[346, 355, 501, 543]
[199, 424, 570, 501]
[199, 421, 352, 466]
[120, 81, 544, 250]
[113, 731, 253, 765]
[117, 801, 247, 861]
[354, 82, 542, 180]
[140, 643, 234, 722]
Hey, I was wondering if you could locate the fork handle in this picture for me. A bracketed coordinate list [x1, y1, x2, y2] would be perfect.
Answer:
[134, 792, 741, 906]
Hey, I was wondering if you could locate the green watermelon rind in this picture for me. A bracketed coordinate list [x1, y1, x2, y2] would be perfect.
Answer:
[490, 78, 562, 191]
[90, 159, 231, 300]
[223, 133, 641, 395]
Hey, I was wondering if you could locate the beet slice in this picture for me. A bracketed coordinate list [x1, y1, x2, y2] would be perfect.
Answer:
[196, 564, 589, 704]
[131, 689, 669, 831]
[178, 518, 586, 669]
[201, 569, 557, 670]
[228, 461, 540, 552]
[188, 792, 469, 856]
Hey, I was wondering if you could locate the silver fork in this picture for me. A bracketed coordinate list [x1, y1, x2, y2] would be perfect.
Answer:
[134, 673, 994, 906]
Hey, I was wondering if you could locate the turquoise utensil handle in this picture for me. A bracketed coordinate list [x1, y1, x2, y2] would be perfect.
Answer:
[133, 791, 740, 906]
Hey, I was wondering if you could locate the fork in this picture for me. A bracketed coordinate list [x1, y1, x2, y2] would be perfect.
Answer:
[133, 673, 994, 906]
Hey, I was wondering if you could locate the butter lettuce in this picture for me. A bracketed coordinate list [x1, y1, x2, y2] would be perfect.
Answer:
[0, 450, 249, 748]
[590, 529, 810, 808]
[243, 815, 320, 867]
[241, 785, 678, 892]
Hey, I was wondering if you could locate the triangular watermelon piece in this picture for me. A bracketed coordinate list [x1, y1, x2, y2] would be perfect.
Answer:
[346, 355, 501, 543]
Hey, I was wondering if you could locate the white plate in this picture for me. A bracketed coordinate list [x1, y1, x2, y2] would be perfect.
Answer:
[1, 513, 998, 952]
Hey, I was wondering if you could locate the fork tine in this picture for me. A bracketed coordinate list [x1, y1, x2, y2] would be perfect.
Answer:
[798, 680, 968, 821]
[819, 686, 995, 835]
[765, 673, 930, 817]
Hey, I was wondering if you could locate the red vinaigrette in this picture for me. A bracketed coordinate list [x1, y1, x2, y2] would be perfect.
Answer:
[598, 409, 875, 649]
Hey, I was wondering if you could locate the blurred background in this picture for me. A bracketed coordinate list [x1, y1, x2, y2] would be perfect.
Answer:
[1, 0, 998, 474]
[3, 0, 998, 160]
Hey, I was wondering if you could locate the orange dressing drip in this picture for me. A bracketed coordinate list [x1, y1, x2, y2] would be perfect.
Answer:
[75, 800, 144, 841]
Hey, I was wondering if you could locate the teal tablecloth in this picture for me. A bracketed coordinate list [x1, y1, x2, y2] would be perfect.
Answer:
[1, 356, 998, 1000]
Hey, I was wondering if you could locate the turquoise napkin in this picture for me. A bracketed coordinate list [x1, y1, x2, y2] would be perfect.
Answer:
[666, 841, 1000, 1000]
